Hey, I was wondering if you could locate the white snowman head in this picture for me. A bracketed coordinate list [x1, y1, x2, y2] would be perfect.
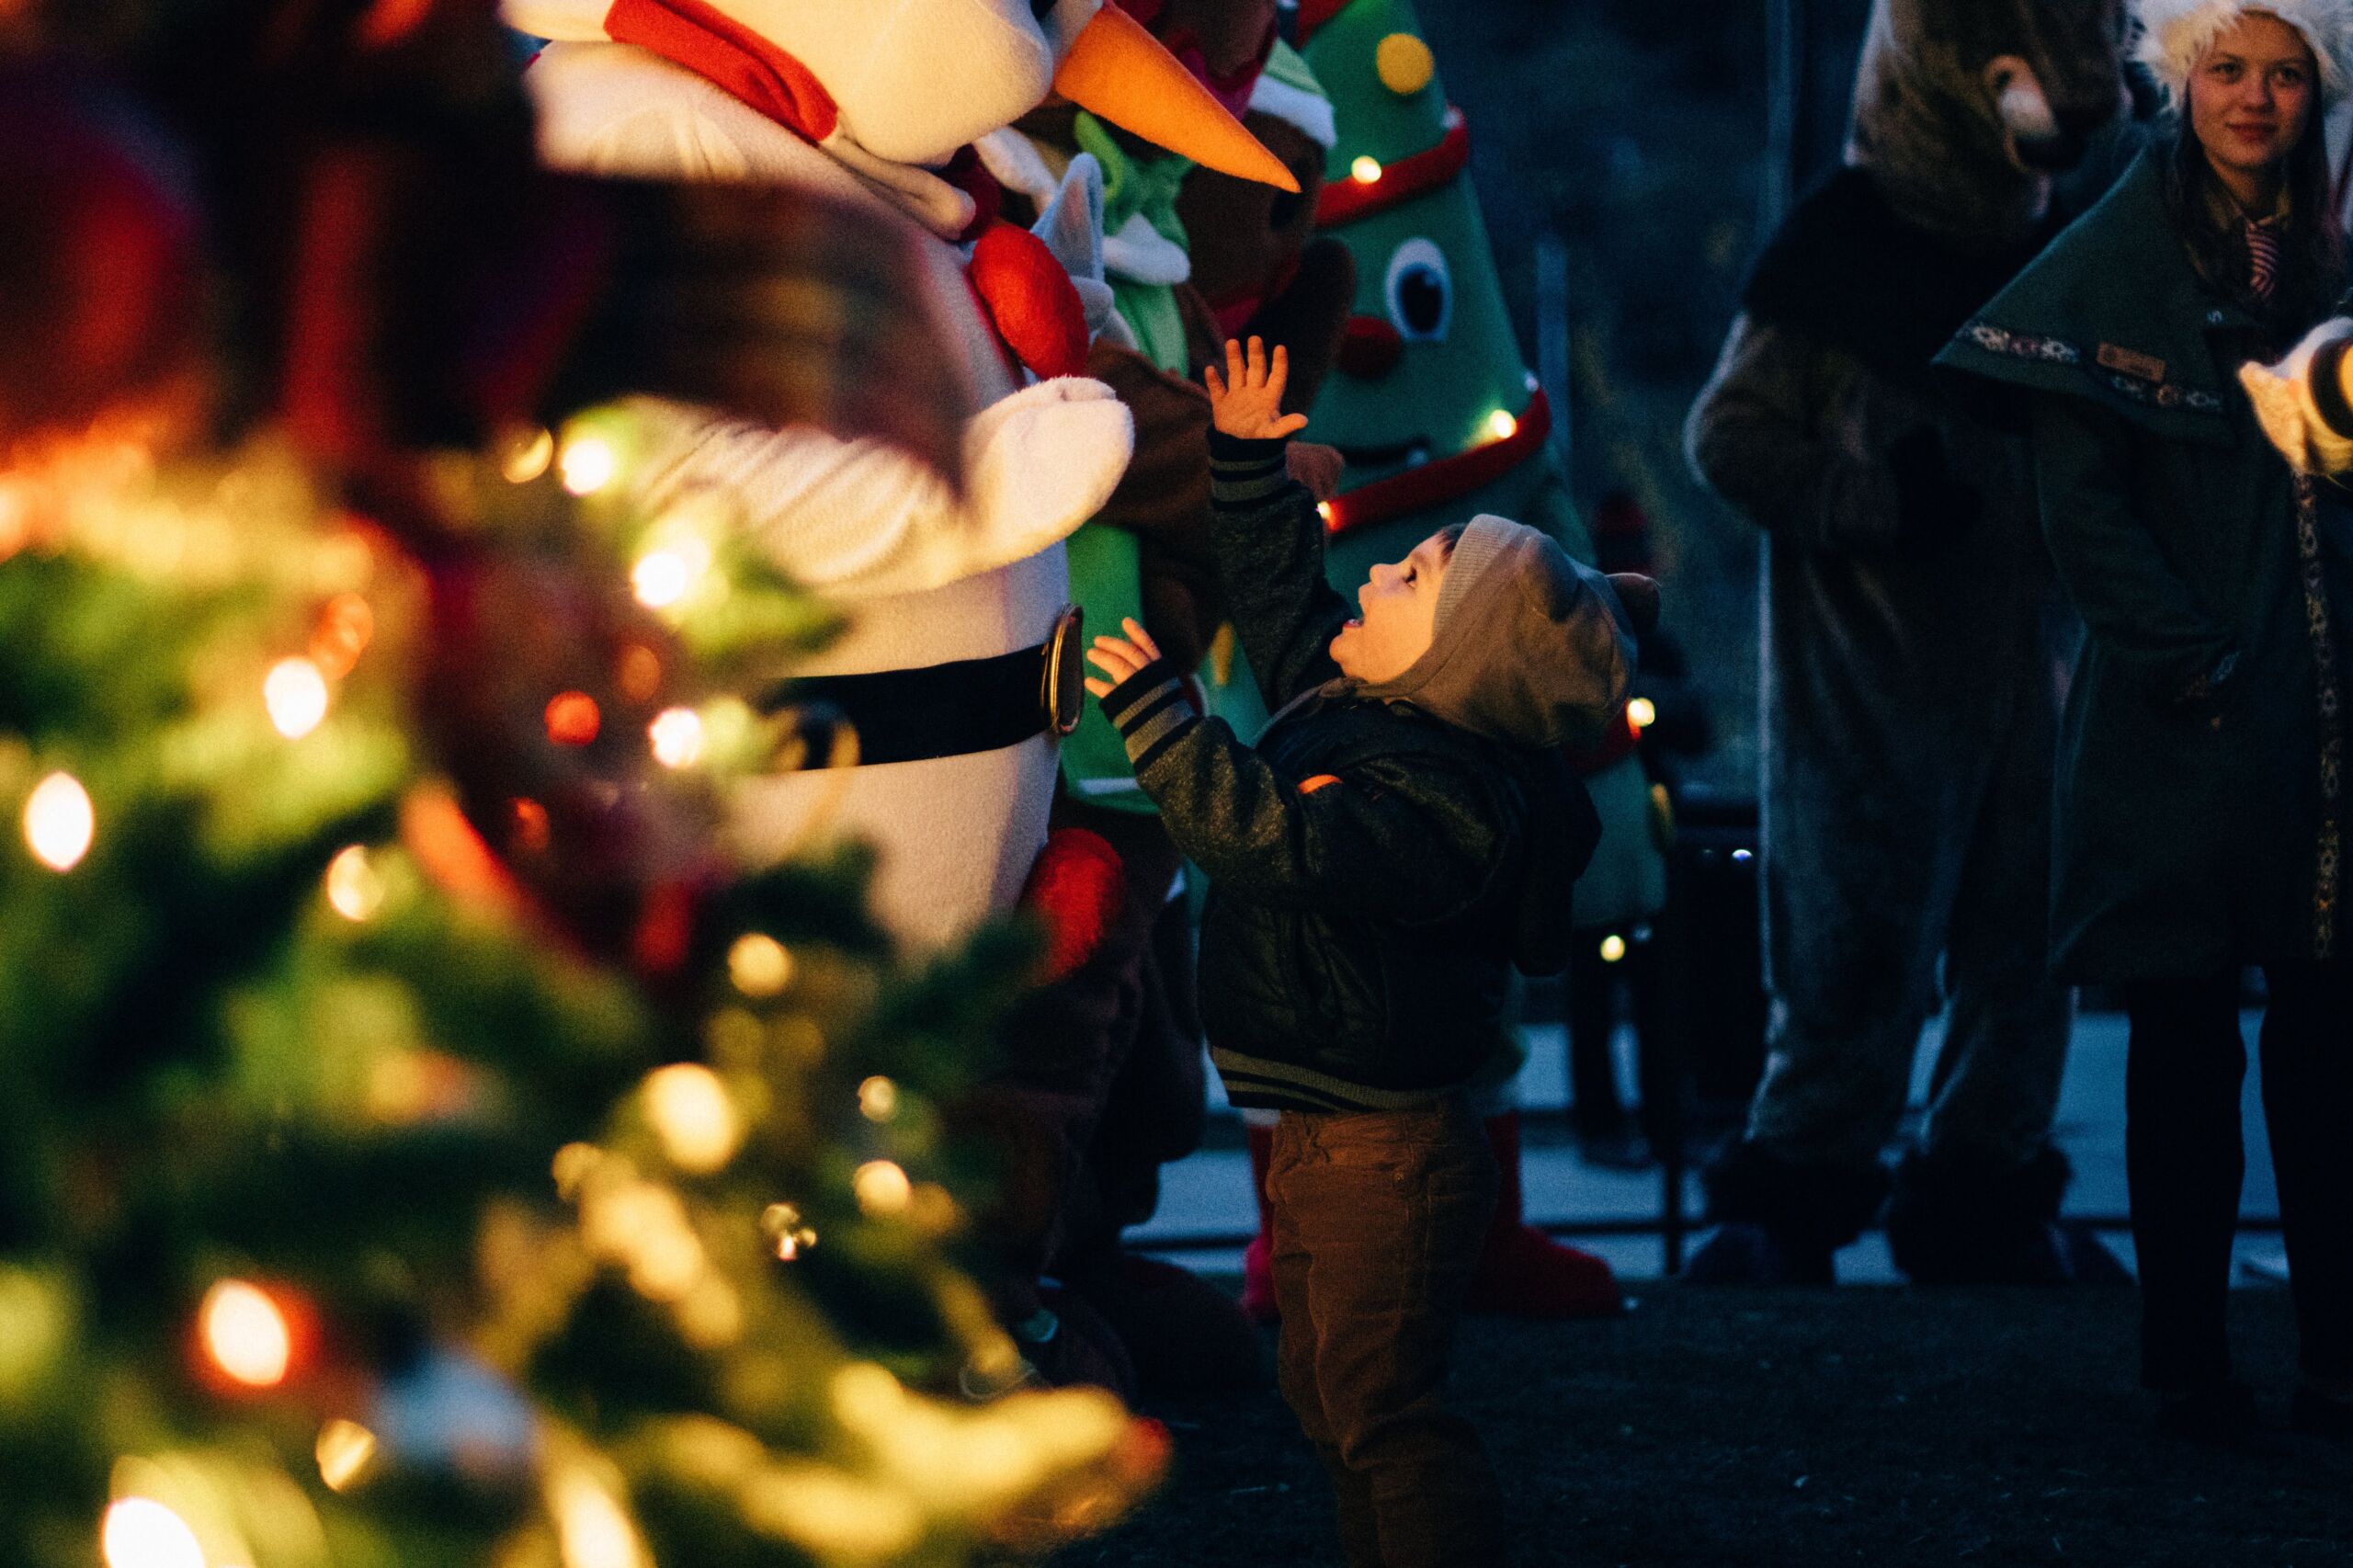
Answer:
[508, 0, 1296, 187]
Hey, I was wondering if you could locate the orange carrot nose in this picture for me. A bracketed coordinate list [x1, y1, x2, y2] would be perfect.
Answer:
[1053, 6, 1299, 192]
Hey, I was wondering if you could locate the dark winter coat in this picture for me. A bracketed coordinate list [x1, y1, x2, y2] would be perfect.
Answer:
[1097, 435, 1598, 1114]
[1936, 149, 2353, 982]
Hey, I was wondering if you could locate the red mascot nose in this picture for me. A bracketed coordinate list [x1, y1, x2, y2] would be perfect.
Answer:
[1335, 313, 1404, 381]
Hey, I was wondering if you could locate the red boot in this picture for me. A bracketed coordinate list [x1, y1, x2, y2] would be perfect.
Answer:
[1238, 1119, 1279, 1324]
[1464, 1110, 1623, 1317]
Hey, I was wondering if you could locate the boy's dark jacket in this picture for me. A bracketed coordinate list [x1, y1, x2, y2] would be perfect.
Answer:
[1097, 433, 1601, 1114]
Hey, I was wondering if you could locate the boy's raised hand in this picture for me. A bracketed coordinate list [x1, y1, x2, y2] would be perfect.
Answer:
[1205, 336, 1310, 442]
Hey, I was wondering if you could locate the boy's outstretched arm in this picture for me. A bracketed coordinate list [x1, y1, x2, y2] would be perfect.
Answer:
[1204, 338, 1355, 710]
[1086, 620, 1504, 918]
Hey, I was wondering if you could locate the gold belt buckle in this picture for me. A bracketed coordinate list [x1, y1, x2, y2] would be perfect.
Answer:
[1041, 604, 1085, 737]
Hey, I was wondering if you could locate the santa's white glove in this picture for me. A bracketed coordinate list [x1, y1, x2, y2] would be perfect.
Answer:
[2240, 317, 2353, 476]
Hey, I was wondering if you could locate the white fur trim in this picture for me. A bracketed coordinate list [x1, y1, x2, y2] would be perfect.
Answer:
[501, 0, 609, 41]
[1101, 210, 1192, 285]
[1247, 73, 1337, 148]
[2134, 0, 2353, 104]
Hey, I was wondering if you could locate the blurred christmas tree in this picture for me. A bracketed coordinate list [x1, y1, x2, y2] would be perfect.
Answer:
[0, 6, 1162, 1567]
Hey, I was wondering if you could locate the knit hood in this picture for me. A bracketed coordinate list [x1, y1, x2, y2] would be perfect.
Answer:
[1348, 515, 1634, 752]
[2134, 0, 2353, 106]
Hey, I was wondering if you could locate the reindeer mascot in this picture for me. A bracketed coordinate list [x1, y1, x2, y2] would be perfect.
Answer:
[1683, 0, 2130, 1284]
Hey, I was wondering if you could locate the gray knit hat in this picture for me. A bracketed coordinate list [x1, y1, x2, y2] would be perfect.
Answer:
[1352, 514, 1637, 750]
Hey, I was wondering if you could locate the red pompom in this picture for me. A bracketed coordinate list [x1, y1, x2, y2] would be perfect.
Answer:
[967, 221, 1090, 382]
[1019, 825, 1125, 983]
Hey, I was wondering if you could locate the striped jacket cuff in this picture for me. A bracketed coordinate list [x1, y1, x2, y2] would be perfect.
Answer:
[1097, 658, 1197, 773]
[1208, 430, 1292, 506]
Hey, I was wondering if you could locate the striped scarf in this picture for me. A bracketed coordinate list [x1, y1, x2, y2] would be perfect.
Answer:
[2245, 215, 2284, 300]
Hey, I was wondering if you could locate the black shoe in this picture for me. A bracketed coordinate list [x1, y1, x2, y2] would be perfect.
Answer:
[2153, 1381, 2268, 1449]
[2291, 1385, 2353, 1442]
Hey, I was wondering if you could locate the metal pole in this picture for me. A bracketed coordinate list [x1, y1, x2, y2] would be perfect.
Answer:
[1535, 231, 1572, 483]
[1762, 0, 1803, 233]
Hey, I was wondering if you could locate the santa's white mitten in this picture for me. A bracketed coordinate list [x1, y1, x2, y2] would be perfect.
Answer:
[2241, 317, 2353, 476]
[962, 375, 1135, 547]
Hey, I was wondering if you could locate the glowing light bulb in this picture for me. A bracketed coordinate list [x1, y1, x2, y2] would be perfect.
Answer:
[264, 657, 329, 739]
[1316, 501, 1335, 526]
[854, 1160, 913, 1216]
[1484, 408, 1518, 441]
[101, 1497, 205, 1568]
[316, 1418, 379, 1492]
[1376, 31, 1437, 96]
[1599, 934, 1627, 964]
[1628, 697, 1657, 730]
[648, 707, 704, 768]
[324, 845, 384, 922]
[200, 1278, 291, 1387]
[559, 434, 618, 496]
[1351, 155, 1382, 185]
[858, 1075, 899, 1122]
[643, 1063, 740, 1174]
[727, 933, 792, 997]
[544, 691, 601, 746]
[23, 772, 94, 871]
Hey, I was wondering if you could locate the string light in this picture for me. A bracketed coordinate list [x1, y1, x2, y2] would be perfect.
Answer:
[315, 1419, 379, 1493]
[199, 1278, 292, 1387]
[1599, 934, 1627, 964]
[558, 434, 619, 497]
[263, 657, 329, 739]
[631, 551, 690, 610]
[1351, 155, 1382, 184]
[727, 934, 792, 997]
[858, 1076, 899, 1122]
[324, 845, 385, 921]
[549, 1464, 648, 1568]
[1484, 408, 1518, 441]
[23, 772, 94, 871]
[1628, 697, 1657, 729]
[642, 1063, 742, 1175]
[648, 707, 704, 768]
[100, 1497, 205, 1568]
[762, 1202, 817, 1261]
[854, 1161, 913, 1217]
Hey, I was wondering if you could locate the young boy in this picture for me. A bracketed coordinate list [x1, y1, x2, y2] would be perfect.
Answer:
[1085, 338, 1650, 1568]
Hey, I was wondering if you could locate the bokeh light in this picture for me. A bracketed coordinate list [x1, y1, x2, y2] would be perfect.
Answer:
[1599, 934, 1627, 964]
[1484, 408, 1518, 441]
[200, 1278, 291, 1387]
[23, 771, 94, 871]
[100, 1497, 204, 1568]
[648, 707, 704, 768]
[545, 691, 601, 746]
[558, 434, 618, 496]
[854, 1161, 913, 1217]
[727, 933, 792, 997]
[1352, 155, 1382, 184]
[264, 657, 329, 739]
[643, 1063, 741, 1175]
[324, 845, 384, 922]
[315, 1418, 379, 1492]
[501, 425, 556, 484]
[1628, 697, 1657, 729]
[858, 1075, 899, 1123]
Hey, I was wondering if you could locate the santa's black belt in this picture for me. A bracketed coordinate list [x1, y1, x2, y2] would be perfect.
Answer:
[762, 605, 1085, 767]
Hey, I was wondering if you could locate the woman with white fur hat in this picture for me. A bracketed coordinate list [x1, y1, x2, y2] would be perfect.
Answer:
[1940, 0, 2353, 1447]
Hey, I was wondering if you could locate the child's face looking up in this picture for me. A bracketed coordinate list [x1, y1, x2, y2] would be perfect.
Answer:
[1330, 530, 1449, 682]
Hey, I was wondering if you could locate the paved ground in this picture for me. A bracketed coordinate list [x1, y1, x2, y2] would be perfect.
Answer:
[1056, 1285, 2352, 1568]
[1135, 1010, 2292, 1285]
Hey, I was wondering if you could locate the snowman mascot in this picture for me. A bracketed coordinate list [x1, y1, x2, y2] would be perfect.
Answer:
[504, 0, 1295, 953]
